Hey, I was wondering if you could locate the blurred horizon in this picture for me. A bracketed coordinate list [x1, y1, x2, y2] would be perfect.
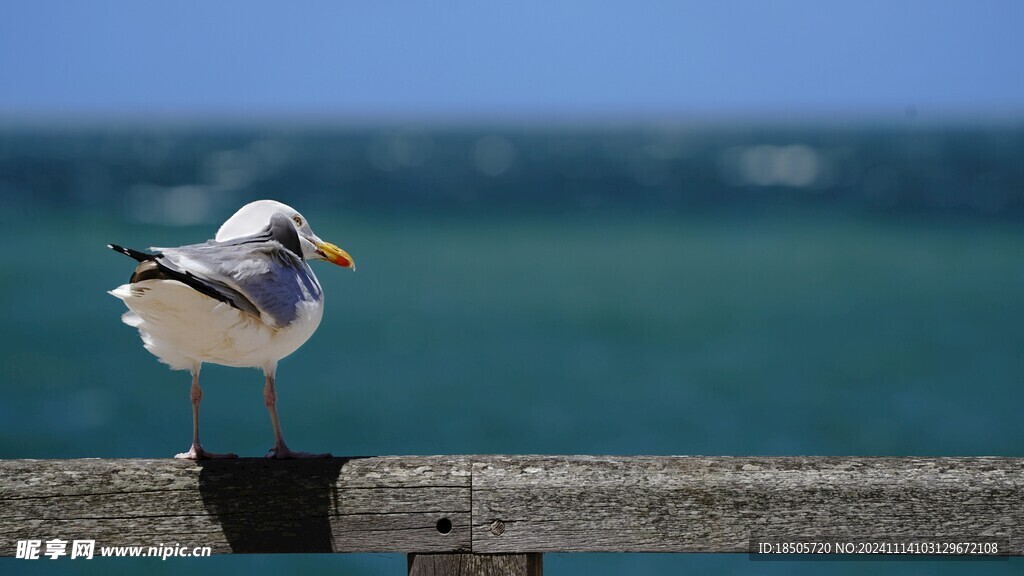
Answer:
[4, 114, 1024, 129]
[4, 125, 1022, 224]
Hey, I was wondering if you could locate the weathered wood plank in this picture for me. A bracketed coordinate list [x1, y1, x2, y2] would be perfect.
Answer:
[409, 553, 542, 576]
[472, 456, 1024, 554]
[4, 456, 1021, 556]
[0, 457, 471, 555]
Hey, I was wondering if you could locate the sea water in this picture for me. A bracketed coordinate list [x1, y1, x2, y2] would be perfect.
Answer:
[1, 125, 1021, 575]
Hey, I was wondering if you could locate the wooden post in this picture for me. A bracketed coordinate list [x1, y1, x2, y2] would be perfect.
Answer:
[409, 553, 542, 576]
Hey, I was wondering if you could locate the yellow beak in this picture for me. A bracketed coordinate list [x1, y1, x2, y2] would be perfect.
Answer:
[315, 241, 355, 270]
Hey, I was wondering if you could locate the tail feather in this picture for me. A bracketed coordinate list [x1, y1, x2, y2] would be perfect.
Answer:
[108, 244, 157, 262]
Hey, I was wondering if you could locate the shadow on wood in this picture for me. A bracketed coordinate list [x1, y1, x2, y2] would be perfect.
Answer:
[198, 458, 350, 553]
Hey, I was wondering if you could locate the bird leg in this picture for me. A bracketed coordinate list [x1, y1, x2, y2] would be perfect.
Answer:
[175, 367, 237, 460]
[264, 372, 331, 459]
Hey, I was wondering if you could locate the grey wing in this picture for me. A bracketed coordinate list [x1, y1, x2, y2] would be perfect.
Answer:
[153, 216, 321, 327]
[224, 245, 322, 327]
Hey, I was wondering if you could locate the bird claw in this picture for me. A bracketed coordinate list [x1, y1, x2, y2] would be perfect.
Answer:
[175, 445, 238, 460]
[266, 446, 332, 459]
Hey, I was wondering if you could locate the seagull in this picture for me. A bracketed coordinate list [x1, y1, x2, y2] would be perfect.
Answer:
[108, 200, 354, 459]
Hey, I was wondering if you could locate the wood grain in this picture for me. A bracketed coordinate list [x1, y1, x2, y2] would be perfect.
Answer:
[0, 457, 471, 554]
[472, 456, 1023, 554]
[409, 554, 542, 576]
[3, 456, 1021, 558]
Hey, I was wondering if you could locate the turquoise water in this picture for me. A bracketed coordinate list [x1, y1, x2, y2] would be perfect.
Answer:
[1, 127, 1023, 574]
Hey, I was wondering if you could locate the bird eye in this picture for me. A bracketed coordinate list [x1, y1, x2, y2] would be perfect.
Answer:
[293, 216, 303, 227]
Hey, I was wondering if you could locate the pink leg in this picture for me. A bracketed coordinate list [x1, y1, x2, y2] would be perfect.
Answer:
[264, 371, 330, 459]
[175, 367, 237, 460]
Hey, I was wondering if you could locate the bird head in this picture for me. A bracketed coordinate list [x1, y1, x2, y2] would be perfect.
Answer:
[216, 200, 355, 269]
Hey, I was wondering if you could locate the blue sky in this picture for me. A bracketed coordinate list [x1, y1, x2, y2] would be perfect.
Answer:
[0, 1, 1021, 121]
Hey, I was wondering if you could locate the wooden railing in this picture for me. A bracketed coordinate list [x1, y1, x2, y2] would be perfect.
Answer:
[2, 456, 1021, 574]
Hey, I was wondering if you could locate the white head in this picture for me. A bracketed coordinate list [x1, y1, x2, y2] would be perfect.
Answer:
[217, 200, 354, 269]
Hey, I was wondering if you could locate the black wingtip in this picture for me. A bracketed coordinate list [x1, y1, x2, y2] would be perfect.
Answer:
[109, 244, 156, 262]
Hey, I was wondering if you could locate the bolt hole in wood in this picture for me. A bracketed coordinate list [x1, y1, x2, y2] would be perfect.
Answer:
[436, 518, 452, 534]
